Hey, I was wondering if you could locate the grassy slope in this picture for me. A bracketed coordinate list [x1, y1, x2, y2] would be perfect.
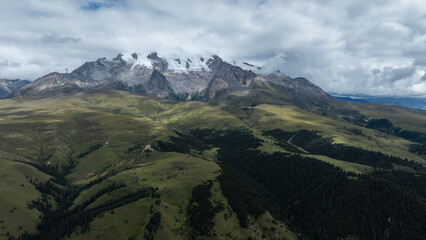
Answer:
[350, 102, 426, 132]
[0, 90, 295, 239]
[68, 152, 221, 240]
[0, 159, 51, 237]
[302, 154, 373, 174]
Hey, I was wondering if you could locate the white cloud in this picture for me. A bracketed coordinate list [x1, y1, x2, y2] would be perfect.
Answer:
[0, 0, 426, 96]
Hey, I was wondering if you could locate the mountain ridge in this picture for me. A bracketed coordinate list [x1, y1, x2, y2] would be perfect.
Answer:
[13, 52, 330, 103]
[0, 78, 30, 99]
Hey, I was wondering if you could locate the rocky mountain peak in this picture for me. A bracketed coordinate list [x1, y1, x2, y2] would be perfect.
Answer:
[113, 53, 125, 62]
[145, 69, 174, 98]
[147, 52, 169, 72]
[207, 56, 256, 87]
[206, 55, 223, 71]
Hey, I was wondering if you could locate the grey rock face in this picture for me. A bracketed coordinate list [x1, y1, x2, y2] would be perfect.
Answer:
[0, 79, 30, 98]
[147, 52, 168, 73]
[15, 72, 84, 96]
[207, 55, 257, 88]
[145, 70, 174, 98]
[71, 56, 131, 82]
[14, 56, 148, 97]
[264, 73, 331, 98]
[200, 77, 229, 100]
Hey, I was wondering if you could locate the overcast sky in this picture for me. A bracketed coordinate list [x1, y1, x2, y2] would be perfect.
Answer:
[1, 0, 426, 97]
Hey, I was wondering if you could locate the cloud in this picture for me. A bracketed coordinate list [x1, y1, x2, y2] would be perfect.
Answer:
[421, 72, 426, 81]
[0, 0, 425, 97]
[370, 66, 416, 86]
[40, 34, 81, 45]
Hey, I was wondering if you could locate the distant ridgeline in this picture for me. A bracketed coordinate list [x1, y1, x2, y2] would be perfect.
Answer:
[334, 95, 426, 110]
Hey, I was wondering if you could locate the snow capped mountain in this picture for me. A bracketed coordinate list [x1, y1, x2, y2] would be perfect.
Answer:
[13, 52, 329, 101]
[115, 52, 212, 74]
[15, 52, 216, 98]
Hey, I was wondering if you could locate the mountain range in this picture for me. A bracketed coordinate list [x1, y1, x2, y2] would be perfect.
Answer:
[4, 52, 328, 102]
[4, 52, 424, 112]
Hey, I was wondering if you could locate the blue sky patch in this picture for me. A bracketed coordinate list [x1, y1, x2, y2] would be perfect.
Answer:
[83, 2, 104, 11]
[82, 0, 121, 11]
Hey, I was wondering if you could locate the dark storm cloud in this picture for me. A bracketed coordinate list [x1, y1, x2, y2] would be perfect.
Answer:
[0, 0, 425, 96]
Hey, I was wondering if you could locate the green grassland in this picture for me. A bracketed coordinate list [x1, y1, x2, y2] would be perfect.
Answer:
[302, 154, 373, 174]
[68, 151, 221, 240]
[0, 159, 51, 237]
[1, 89, 425, 239]
[351, 102, 426, 132]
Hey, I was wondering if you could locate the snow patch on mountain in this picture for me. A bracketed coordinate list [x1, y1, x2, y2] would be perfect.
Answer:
[118, 52, 211, 73]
